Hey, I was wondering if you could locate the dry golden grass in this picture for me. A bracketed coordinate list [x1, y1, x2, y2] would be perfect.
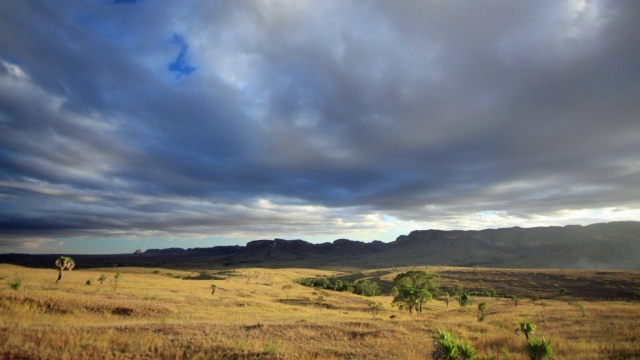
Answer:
[1, 264, 639, 359]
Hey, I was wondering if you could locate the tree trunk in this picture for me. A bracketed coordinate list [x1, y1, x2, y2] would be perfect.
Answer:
[56, 269, 62, 283]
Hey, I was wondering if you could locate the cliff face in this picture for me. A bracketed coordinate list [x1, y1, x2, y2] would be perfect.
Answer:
[384, 222, 640, 269]
[1, 222, 638, 270]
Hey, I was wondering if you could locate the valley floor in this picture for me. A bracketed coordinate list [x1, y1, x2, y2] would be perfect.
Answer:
[1, 264, 639, 359]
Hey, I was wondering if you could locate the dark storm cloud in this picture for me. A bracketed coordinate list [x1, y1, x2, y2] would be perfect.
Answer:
[1, 0, 639, 251]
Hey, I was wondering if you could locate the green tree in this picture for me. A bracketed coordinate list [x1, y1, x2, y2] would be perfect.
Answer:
[519, 321, 536, 340]
[353, 279, 379, 296]
[210, 284, 218, 295]
[55, 256, 75, 283]
[459, 293, 472, 307]
[486, 289, 496, 297]
[332, 279, 343, 291]
[391, 270, 440, 314]
[511, 295, 520, 307]
[98, 274, 108, 284]
[452, 283, 463, 296]
[525, 338, 553, 360]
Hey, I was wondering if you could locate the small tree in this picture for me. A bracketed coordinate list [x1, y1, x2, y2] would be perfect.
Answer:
[525, 338, 553, 360]
[313, 290, 328, 307]
[477, 302, 487, 321]
[282, 284, 293, 300]
[55, 256, 75, 283]
[486, 289, 496, 297]
[519, 321, 536, 340]
[210, 284, 218, 295]
[365, 299, 383, 318]
[511, 295, 520, 307]
[441, 291, 450, 307]
[98, 274, 108, 284]
[113, 272, 121, 291]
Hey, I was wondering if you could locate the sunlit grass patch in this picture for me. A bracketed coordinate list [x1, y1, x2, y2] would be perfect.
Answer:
[0, 264, 638, 359]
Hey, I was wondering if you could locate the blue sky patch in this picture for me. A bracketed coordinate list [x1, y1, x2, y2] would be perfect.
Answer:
[168, 34, 196, 80]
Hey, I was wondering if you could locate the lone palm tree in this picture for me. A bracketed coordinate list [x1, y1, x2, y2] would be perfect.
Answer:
[519, 321, 536, 340]
[55, 256, 75, 283]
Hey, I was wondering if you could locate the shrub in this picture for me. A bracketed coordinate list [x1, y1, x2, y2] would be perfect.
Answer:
[432, 330, 477, 360]
[477, 302, 487, 321]
[525, 338, 553, 360]
[457, 341, 478, 360]
[459, 293, 472, 307]
[9, 280, 22, 291]
[559, 288, 569, 295]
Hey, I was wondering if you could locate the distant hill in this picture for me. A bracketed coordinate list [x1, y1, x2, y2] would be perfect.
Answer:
[1, 221, 639, 270]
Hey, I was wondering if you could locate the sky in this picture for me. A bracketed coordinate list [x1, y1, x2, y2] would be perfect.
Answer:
[1, 0, 639, 254]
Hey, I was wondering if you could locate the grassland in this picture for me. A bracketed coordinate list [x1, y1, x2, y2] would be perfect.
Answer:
[1, 264, 639, 359]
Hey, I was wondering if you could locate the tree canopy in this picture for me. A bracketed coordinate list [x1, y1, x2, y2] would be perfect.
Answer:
[391, 270, 440, 314]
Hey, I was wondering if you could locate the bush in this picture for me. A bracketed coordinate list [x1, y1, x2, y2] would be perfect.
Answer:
[559, 288, 569, 295]
[525, 338, 553, 360]
[432, 330, 477, 360]
[9, 280, 22, 291]
[459, 293, 472, 307]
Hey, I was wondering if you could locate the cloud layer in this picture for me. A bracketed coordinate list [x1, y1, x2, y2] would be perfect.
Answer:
[1, 0, 639, 253]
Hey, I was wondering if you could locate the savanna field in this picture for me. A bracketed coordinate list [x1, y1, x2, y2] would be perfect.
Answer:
[1, 264, 639, 359]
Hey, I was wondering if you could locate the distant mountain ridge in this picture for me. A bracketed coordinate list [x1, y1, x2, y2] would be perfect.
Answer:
[1, 222, 639, 270]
